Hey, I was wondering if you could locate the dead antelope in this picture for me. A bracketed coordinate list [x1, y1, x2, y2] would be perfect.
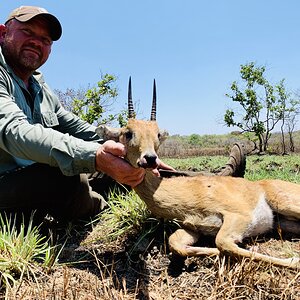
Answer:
[96, 78, 300, 269]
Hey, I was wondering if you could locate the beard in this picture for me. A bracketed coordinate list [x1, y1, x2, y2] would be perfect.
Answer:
[18, 51, 42, 71]
[2, 41, 45, 73]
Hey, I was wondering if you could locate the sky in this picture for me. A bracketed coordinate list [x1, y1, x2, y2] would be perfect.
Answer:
[2, 1, 300, 135]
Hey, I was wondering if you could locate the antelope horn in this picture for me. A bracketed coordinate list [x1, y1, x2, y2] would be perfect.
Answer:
[150, 79, 157, 121]
[128, 76, 135, 118]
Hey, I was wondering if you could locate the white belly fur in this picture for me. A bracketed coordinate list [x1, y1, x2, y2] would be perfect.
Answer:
[245, 194, 273, 237]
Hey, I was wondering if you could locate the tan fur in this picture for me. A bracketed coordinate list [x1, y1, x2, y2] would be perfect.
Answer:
[96, 119, 300, 269]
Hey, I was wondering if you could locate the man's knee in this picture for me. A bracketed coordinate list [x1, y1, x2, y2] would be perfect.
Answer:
[63, 174, 108, 221]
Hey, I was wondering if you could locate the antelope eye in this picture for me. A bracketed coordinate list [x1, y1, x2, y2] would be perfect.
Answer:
[157, 133, 161, 139]
[125, 131, 133, 140]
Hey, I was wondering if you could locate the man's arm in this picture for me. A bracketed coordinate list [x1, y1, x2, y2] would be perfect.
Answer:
[0, 75, 99, 175]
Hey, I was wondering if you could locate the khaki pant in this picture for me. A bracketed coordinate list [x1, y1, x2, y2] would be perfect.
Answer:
[0, 163, 110, 223]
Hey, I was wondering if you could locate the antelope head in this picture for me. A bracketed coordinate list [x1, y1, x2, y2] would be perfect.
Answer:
[95, 77, 168, 169]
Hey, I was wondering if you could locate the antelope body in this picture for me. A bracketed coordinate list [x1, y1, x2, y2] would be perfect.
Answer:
[96, 78, 300, 268]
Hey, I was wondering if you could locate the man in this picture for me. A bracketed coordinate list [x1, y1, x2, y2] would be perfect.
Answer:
[0, 6, 245, 223]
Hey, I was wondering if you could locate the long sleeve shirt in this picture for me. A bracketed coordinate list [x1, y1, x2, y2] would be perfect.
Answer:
[0, 46, 102, 176]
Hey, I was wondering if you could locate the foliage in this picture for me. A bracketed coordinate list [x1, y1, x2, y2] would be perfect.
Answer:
[0, 214, 58, 291]
[55, 73, 128, 126]
[117, 108, 130, 127]
[224, 62, 300, 153]
[54, 86, 86, 112]
[276, 80, 300, 154]
[160, 130, 300, 158]
[188, 134, 202, 145]
[71, 74, 118, 125]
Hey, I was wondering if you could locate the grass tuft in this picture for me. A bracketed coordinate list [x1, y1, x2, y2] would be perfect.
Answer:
[96, 189, 149, 240]
[0, 213, 59, 292]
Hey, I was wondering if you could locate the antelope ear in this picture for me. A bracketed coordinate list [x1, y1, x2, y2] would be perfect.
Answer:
[159, 129, 169, 143]
[95, 125, 121, 141]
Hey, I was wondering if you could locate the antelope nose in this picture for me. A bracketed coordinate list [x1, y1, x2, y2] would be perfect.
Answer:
[144, 154, 158, 168]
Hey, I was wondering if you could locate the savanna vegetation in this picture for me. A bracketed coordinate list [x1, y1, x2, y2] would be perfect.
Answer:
[1, 63, 300, 299]
[56, 63, 300, 157]
[224, 62, 300, 154]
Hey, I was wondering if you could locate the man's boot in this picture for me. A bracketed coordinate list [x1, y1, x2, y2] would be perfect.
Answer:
[159, 143, 246, 178]
[217, 143, 246, 177]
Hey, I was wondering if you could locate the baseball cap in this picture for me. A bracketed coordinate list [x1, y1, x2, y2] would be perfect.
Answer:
[5, 6, 62, 41]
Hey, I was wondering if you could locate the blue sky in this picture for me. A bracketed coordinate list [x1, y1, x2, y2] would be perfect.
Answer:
[2, 1, 300, 135]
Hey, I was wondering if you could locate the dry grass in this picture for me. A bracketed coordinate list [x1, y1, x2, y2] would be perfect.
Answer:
[3, 222, 300, 299]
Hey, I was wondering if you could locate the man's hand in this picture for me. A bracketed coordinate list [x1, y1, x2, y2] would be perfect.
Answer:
[152, 158, 176, 177]
[95, 140, 145, 187]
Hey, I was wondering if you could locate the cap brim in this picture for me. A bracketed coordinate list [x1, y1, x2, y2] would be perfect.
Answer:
[13, 13, 62, 41]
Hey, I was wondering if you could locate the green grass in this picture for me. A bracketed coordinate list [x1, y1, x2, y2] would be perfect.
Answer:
[245, 154, 300, 182]
[0, 213, 59, 291]
[94, 188, 149, 240]
[163, 156, 228, 172]
[164, 154, 300, 182]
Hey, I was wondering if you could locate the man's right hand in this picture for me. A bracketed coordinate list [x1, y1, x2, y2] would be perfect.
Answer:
[95, 140, 145, 187]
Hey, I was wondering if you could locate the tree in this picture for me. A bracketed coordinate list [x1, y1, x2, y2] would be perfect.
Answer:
[188, 134, 201, 145]
[72, 73, 119, 125]
[54, 87, 85, 112]
[224, 62, 294, 153]
[286, 112, 297, 152]
[284, 98, 300, 153]
[276, 80, 289, 154]
[55, 73, 127, 126]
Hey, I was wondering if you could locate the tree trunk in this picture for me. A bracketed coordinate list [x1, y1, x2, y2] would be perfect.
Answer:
[288, 131, 295, 152]
[281, 122, 287, 155]
[258, 134, 264, 153]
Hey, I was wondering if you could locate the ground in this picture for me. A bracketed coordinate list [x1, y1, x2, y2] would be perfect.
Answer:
[5, 218, 300, 300]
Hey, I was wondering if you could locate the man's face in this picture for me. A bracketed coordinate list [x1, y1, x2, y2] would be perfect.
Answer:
[1, 17, 52, 74]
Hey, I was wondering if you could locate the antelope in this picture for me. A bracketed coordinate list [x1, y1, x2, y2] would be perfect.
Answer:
[96, 77, 300, 269]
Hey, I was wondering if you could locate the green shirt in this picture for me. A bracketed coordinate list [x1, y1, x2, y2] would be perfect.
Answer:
[0, 47, 101, 176]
